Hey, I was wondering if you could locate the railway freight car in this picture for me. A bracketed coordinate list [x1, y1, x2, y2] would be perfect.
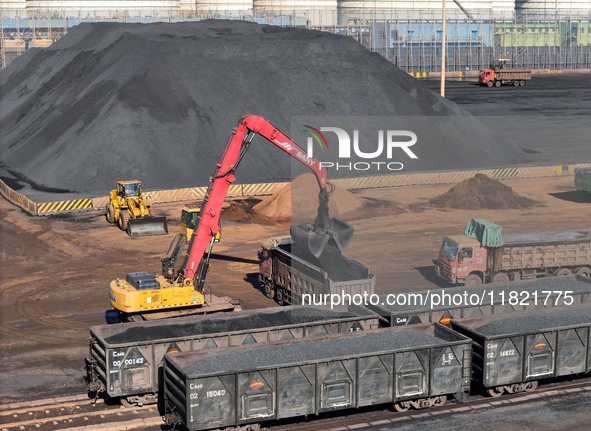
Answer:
[258, 236, 375, 305]
[163, 324, 472, 431]
[85, 305, 379, 406]
[451, 305, 591, 397]
[367, 275, 591, 326]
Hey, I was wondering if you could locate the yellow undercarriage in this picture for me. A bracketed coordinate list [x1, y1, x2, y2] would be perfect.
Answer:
[109, 276, 205, 314]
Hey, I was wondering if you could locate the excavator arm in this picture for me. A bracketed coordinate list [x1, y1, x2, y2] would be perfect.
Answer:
[173, 115, 353, 291]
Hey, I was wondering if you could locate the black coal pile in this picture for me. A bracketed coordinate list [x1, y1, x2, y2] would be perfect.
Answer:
[469, 306, 591, 336]
[175, 327, 446, 375]
[100, 306, 366, 344]
[0, 20, 529, 195]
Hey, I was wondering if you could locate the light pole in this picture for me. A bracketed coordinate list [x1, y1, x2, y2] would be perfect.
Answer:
[440, 0, 446, 97]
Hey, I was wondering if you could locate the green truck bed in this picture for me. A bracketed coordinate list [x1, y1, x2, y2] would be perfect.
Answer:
[575, 168, 591, 193]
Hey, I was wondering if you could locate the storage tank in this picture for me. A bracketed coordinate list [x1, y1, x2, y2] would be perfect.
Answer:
[516, 0, 591, 17]
[253, 0, 337, 27]
[196, 0, 254, 17]
[0, 0, 27, 11]
[337, 0, 513, 23]
[25, 1, 179, 18]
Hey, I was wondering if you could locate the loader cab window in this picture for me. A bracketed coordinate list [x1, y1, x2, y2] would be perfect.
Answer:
[124, 183, 140, 197]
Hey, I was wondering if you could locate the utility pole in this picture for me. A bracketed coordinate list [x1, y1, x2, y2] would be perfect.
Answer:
[440, 0, 446, 97]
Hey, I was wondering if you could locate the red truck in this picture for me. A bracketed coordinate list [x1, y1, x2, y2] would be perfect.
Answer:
[435, 219, 591, 286]
[479, 60, 531, 87]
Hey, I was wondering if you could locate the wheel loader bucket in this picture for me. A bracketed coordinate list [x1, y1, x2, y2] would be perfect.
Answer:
[290, 217, 354, 258]
[126, 217, 169, 237]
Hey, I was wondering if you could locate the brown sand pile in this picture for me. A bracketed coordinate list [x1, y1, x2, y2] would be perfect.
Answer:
[252, 173, 365, 222]
[428, 174, 540, 209]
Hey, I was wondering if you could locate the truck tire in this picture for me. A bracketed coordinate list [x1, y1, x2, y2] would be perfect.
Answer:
[575, 267, 591, 278]
[487, 81, 493, 88]
[263, 281, 275, 299]
[494, 80, 501, 87]
[118, 211, 130, 231]
[492, 272, 510, 284]
[555, 268, 572, 277]
[520, 80, 526, 86]
[513, 81, 519, 87]
[105, 204, 115, 224]
[275, 288, 285, 306]
[465, 274, 482, 286]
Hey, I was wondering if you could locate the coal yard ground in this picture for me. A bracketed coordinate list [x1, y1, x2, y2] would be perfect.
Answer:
[0, 20, 590, 431]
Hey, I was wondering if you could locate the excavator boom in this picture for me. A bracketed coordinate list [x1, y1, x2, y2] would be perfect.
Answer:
[183, 115, 353, 288]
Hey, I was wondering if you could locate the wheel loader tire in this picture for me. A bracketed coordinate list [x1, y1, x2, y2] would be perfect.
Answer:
[118, 211, 130, 231]
[106, 204, 115, 224]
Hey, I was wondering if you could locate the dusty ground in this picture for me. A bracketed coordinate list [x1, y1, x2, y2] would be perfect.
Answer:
[0, 175, 589, 403]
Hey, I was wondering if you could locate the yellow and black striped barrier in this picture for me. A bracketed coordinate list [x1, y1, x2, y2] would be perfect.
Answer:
[37, 198, 93, 214]
[2, 163, 590, 217]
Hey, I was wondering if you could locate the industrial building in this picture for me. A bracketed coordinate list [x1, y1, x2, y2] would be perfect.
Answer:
[1, 1, 590, 71]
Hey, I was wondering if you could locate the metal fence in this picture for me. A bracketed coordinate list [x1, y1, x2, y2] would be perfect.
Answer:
[1, 8, 590, 72]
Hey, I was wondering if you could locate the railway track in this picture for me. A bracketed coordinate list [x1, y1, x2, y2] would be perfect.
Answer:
[0, 395, 161, 431]
[2, 378, 590, 431]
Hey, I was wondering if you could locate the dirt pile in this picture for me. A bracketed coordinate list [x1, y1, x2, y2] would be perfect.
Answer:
[428, 174, 540, 209]
[252, 173, 365, 222]
[0, 20, 529, 195]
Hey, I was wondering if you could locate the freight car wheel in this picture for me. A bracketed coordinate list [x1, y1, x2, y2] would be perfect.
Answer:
[432, 395, 447, 406]
[465, 274, 482, 286]
[575, 267, 591, 278]
[494, 80, 501, 87]
[555, 268, 572, 277]
[394, 401, 411, 412]
[120, 398, 136, 407]
[106, 204, 115, 223]
[487, 387, 504, 397]
[524, 381, 538, 392]
[492, 272, 510, 284]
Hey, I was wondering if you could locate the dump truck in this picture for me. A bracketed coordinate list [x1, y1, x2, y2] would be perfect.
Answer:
[106, 115, 353, 323]
[435, 219, 591, 286]
[105, 180, 168, 237]
[479, 59, 531, 87]
[259, 235, 375, 305]
[575, 167, 591, 194]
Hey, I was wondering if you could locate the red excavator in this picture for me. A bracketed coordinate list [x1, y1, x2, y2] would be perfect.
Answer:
[106, 115, 353, 322]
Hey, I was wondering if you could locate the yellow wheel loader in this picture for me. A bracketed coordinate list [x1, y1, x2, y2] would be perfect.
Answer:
[180, 206, 221, 242]
[105, 180, 168, 237]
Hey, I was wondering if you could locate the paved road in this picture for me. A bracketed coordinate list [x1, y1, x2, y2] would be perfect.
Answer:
[424, 74, 591, 165]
